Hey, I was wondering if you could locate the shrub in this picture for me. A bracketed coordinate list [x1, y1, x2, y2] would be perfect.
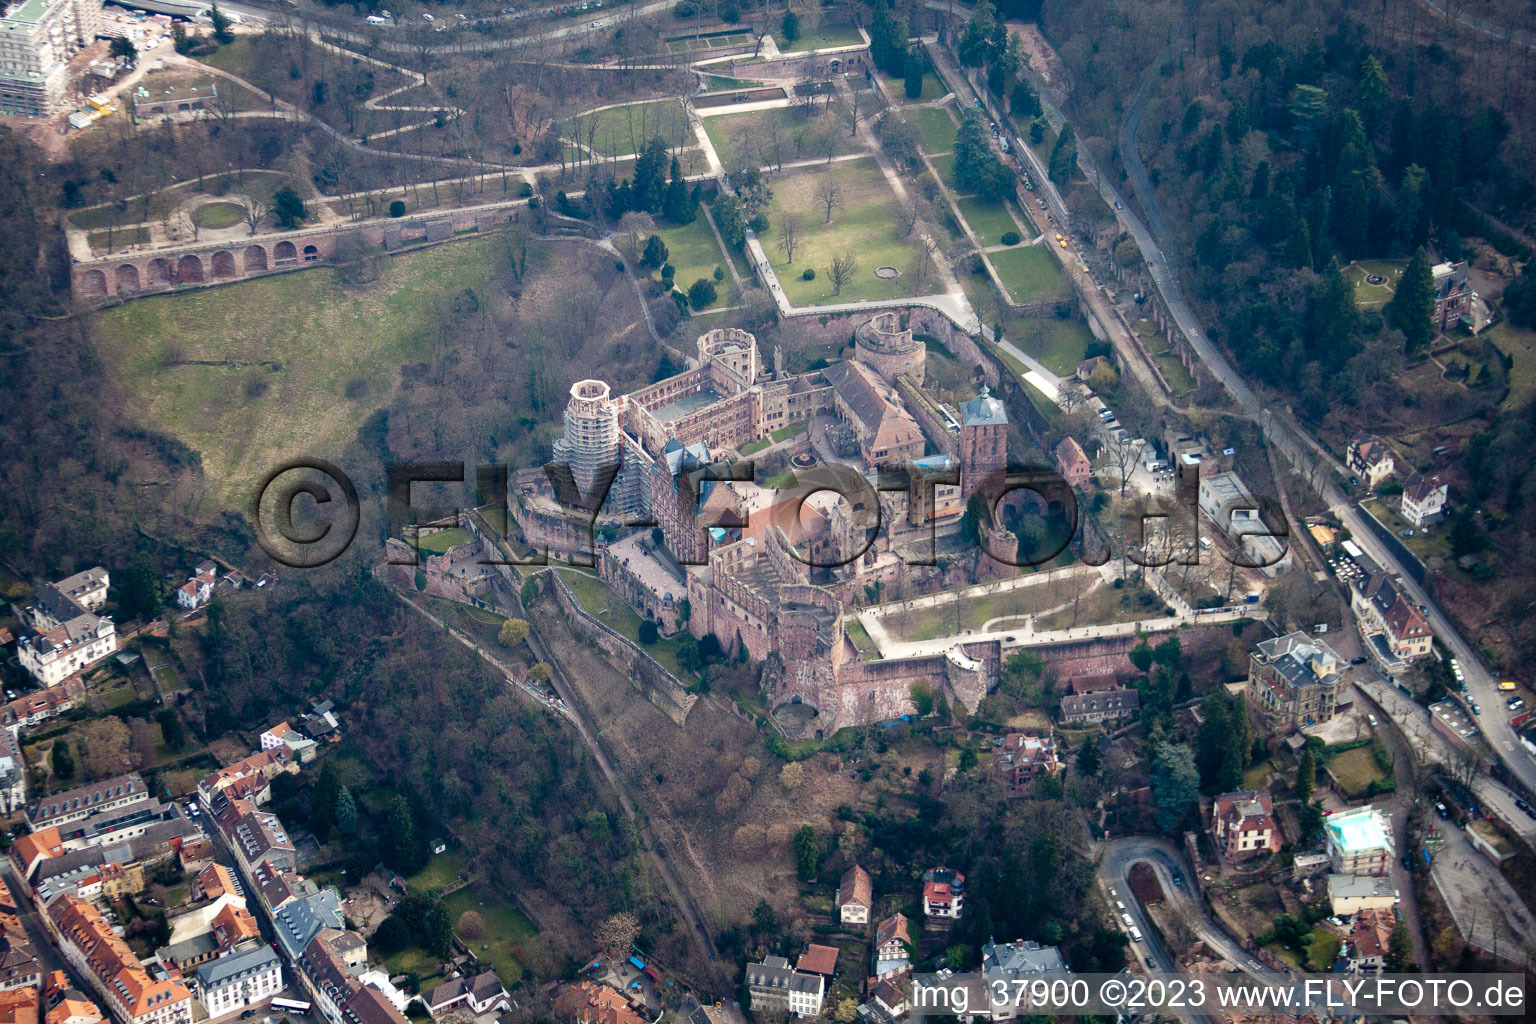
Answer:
[713, 264, 726, 282]
[802, 267, 816, 280]
[389, 200, 405, 218]
[638, 620, 659, 644]
[688, 277, 718, 309]
[517, 182, 533, 198]
[1001, 230, 1020, 246]
[661, 263, 676, 284]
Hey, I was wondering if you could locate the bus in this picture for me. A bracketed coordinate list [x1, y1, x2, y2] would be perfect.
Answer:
[271, 999, 312, 1014]
[1499, 681, 1518, 691]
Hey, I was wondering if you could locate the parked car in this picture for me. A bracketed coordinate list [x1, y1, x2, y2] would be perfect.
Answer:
[1351, 656, 1367, 665]
[421, 11, 433, 19]
[455, 12, 467, 18]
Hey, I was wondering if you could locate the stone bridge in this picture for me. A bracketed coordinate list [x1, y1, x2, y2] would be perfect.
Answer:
[70, 205, 521, 304]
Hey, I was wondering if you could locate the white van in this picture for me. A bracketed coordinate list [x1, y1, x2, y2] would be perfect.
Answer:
[1198, 537, 1213, 550]
[1129, 926, 1143, 943]
[366, 14, 387, 22]
[1121, 914, 1134, 928]
[1115, 901, 1126, 911]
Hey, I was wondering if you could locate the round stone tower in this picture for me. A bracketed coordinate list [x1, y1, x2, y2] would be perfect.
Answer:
[854, 311, 926, 385]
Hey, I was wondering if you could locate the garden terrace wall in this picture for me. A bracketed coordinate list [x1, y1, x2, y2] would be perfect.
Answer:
[547, 569, 697, 726]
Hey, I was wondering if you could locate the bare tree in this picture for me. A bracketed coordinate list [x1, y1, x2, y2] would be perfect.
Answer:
[898, 199, 921, 238]
[829, 251, 858, 296]
[242, 196, 268, 236]
[1105, 432, 1141, 497]
[815, 178, 844, 224]
[842, 84, 864, 137]
[1059, 380, 1086, 413]
[777, 213, 802, 264]
[615, 211, 654, 265]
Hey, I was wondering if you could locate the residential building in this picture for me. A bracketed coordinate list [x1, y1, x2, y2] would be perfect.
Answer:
[0, 988, 36, 1024]
[1324, 806, 1394, 876]
[0, 939, 41, 994]
[836, 865, 871, 925]
[1054, 437, 1091, 489]
[1063, 673, 1118, 695]
[19, 570, 115, 687]
[257, 723, 317, 764]
[0, 0, 102, 116]
[1245, 632, 1344, 729]
[193, 944, 282, 1019]
[215, 796, 297, 878]
[921, 867, 965, 919]
[552, 981, 646, 1024]
[298, 931, 363, 1024]
[1342, 908, 1395, 972]
[272, 889, 345, 960]
[1350, 571, 1432, 664]
[1345, 436, 1395, 489]
[1399, 472, 1448, 528]
[959, 385, 1008, 499]
[45, 894, 192, 1024]
[42, 972, 105, 1024]
[992, 734, 1061, 794]
[11, 829, 62, 882]
[156, 893, 261, 971]
[1210, 790, 1282, 862]
[1431, 261, 1472, 332]
[981, 939, 1068, 1020]
[1197, 471, 1290, 577]
[744, 956, 823, 1018]
[26, 774, 148, 832]
[342, 986, 409, 1024]
[174, 566, 217, 612]
[873, 914, 911, 977]
[0, 729, 26, 815]
[794, 945, 838, 979]
[1057, 688, 1139, 726]
[0, 680, 86, 732]
[868, 978, 909, 1023]
[421, 972, 509, 1019]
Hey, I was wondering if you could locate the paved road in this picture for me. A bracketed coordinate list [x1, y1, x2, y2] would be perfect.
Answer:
[1101, 836, 1287, 986]
[1106, 43, 1536, 802]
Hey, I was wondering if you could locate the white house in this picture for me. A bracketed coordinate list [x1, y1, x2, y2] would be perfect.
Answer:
[18, 568, 116, 687]
[836, 865, 871, 925]
[175, 564, 219, 611]
[1400, 472, 1448, 528]
[195, 944, 283, 1018]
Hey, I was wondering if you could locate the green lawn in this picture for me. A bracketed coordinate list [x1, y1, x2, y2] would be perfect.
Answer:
[443, 885, 536, 984]
[843, 617, 881, 660]
[1308, 930, 1342, 970]
[1344, 259, 1406, 309]
[958, 197, 1025, 247]
[1155, 352, 1197, 394]
[906, 106, 957, 154]
[415, 527, 471, 554]
[928, 152, 960, 190]
[91, 234, 514, 510]
[988, 245, 1069, 304]
[384, 944, 442, 982]
[562, 99, 692, 159]
[1006, 315, 1093, 376]
[702, 106, 861, 170]
[780, 23, 864, 51]
[88, 227, 150, 251]
[885, 582, 1072, 641]
[192, 201, 245, 229]
[1325, 745, 1389, 797]
[881, 70, 947, 103]
[771, 420, 808, 441]
[756, 158, 927, 305]
[556, 570, 694, 677]
[407, 851, 465, 892]
[650, 216, 731, 309]
[702, 74, 765, 91]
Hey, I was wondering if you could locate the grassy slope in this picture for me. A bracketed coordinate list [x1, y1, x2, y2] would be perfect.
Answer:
[958, 197, 1024, 247]
[651, 217, 731, 308]
[989, 245, 1069, 303]
[702, 106, 861, 170]
[90, 235, 509, 510]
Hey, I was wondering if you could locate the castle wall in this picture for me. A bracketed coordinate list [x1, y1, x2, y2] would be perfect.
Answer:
[548, 571, 697, 726]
